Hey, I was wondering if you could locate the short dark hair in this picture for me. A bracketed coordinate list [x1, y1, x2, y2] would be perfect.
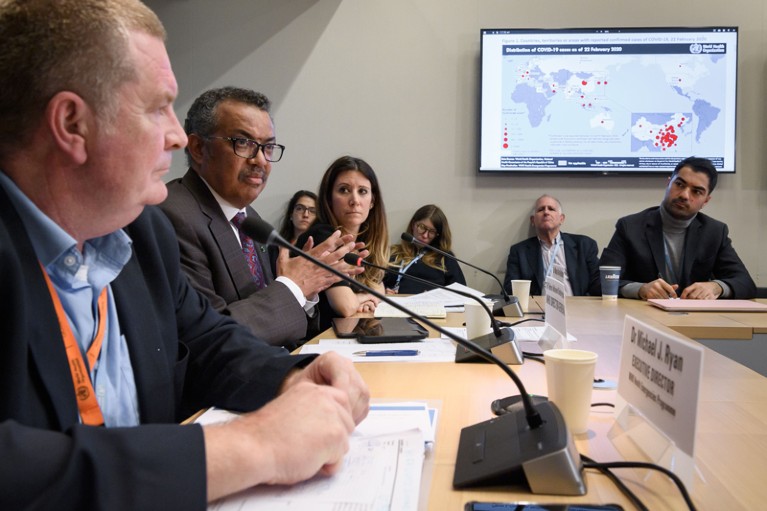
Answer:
[183, 87, 271, 167]
[672, 156, 717, 193]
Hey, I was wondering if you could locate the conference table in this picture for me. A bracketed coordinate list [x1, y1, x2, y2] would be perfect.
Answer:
[608, 298, 767, 377]
[315, 297, 767, 510]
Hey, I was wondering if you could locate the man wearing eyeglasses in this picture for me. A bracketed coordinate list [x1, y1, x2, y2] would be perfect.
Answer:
[161, 87, 359, 349]
[503, 195, 601, 297]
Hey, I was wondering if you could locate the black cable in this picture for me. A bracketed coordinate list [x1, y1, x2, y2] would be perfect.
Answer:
[591, 402, 615, 408]
[581, 455, 649, 511]
[583, 458, 697, 511]
[521, 352, 545, 364]
[496, 317, 545, 328]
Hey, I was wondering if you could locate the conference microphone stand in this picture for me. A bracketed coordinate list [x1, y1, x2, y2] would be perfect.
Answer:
[243, 217, 586, 496]
[401, 233, 523, 317]
[344, 254, 523, 365]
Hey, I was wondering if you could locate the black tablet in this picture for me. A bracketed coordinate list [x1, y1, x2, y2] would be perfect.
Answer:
[331, 317, 428, 344]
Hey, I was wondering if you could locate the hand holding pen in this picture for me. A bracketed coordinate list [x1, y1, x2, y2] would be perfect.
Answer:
[639, 274, 680, 300]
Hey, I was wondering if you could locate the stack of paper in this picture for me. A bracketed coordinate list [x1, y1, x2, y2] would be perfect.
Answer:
[374, 299, 447, 318]
[200, 402, 434, 510]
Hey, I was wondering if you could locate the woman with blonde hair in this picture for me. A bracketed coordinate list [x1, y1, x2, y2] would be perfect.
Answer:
[385, 204, 465, 294]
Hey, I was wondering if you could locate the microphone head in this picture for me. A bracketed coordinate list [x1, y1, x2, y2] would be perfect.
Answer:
[401, 232, 416, 243]
[343, 253, 363, 266]
[241, 216, 277, 245]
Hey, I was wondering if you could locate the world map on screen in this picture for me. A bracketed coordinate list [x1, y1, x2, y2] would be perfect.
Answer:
[501, 51, 727, 160]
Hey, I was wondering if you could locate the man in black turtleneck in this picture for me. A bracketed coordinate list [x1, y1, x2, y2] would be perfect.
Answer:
[599, 156, 756, 300]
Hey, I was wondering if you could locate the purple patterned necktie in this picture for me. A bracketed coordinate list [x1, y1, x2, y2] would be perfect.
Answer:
[231, 212, 266, 289]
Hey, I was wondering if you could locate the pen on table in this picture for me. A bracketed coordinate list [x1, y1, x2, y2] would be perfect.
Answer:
[352, 350, 420, 357]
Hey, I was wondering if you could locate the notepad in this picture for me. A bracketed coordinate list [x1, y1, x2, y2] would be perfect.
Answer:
[648, 298, 767, 312]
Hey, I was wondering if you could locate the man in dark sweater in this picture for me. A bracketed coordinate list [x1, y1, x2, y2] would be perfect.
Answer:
[600, 157, 756, 300]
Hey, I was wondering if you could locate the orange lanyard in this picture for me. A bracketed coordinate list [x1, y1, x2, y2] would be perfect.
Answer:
[39, 263, 107, 426]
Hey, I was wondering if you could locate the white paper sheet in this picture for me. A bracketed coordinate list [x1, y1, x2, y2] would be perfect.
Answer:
[300, 338, 456, 362]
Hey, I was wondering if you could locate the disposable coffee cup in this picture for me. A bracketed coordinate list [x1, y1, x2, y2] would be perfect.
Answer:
[464, 302, 494, 340]
[543, 349, 598, 434]
[599, 266, 621, 300]
[511, 279, 531, 312]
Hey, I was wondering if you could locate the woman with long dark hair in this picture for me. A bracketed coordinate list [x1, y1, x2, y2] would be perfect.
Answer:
[299, 155, 389, 331]
[269, 190, 318, 276]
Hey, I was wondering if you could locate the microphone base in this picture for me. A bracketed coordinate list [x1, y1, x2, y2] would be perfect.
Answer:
[454, 327, 524, 365]
[453, 400, 586, 496]
[485, 294, 524, 317]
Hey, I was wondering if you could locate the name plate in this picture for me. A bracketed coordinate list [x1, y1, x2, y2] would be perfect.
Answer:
[545, 273, 568, 335]
[617, 315, 704, 457]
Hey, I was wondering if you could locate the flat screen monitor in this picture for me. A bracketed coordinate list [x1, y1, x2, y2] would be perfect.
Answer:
[479, 27, 738, 174]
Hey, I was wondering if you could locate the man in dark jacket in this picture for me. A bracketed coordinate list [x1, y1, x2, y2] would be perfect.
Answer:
[504, 195, 601, 296]
[600, 156, 756, 300]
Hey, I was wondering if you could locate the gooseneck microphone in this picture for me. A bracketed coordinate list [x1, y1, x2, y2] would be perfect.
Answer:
[401, 233, 522, 317]
[242, 217, 585, 496]
[343, 253, 523, 365]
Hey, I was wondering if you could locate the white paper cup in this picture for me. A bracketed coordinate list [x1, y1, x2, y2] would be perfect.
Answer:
[543, 349, 598, 434]
[464, 302, 494, 340]
[511, 279, 531, 312]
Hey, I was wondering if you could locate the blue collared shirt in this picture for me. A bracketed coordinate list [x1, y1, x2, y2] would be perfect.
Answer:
[0, 172, 140, 427]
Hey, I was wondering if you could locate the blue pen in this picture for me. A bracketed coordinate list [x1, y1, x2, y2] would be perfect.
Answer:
[352, 350, 420, 357]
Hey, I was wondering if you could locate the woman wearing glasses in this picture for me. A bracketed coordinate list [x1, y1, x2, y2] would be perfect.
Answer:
[384, 205, 466, 294]
[269, 190, 318, 276]
[297, 156, 389, 331]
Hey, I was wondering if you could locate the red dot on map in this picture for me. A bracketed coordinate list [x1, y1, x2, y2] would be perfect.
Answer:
[503, 143, 508, 149]
[582, 80, 587, 86]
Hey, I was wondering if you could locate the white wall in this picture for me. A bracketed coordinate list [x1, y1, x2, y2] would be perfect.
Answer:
[147, 0, 766, 293]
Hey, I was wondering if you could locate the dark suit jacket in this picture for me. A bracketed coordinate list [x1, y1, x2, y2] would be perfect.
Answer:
[160, 170, 307, 348]
[503, 232, 601, 296]
[599, 207, 756, 298]
[0, 193, 313, 511]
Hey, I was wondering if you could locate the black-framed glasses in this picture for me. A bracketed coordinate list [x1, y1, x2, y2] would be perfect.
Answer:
[205, 136, 285, 162]
[414, 222, 438, 238]
[293, 204, 317, 215]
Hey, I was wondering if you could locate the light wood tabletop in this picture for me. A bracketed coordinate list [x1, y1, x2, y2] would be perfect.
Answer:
[316, 297, 767, 510]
